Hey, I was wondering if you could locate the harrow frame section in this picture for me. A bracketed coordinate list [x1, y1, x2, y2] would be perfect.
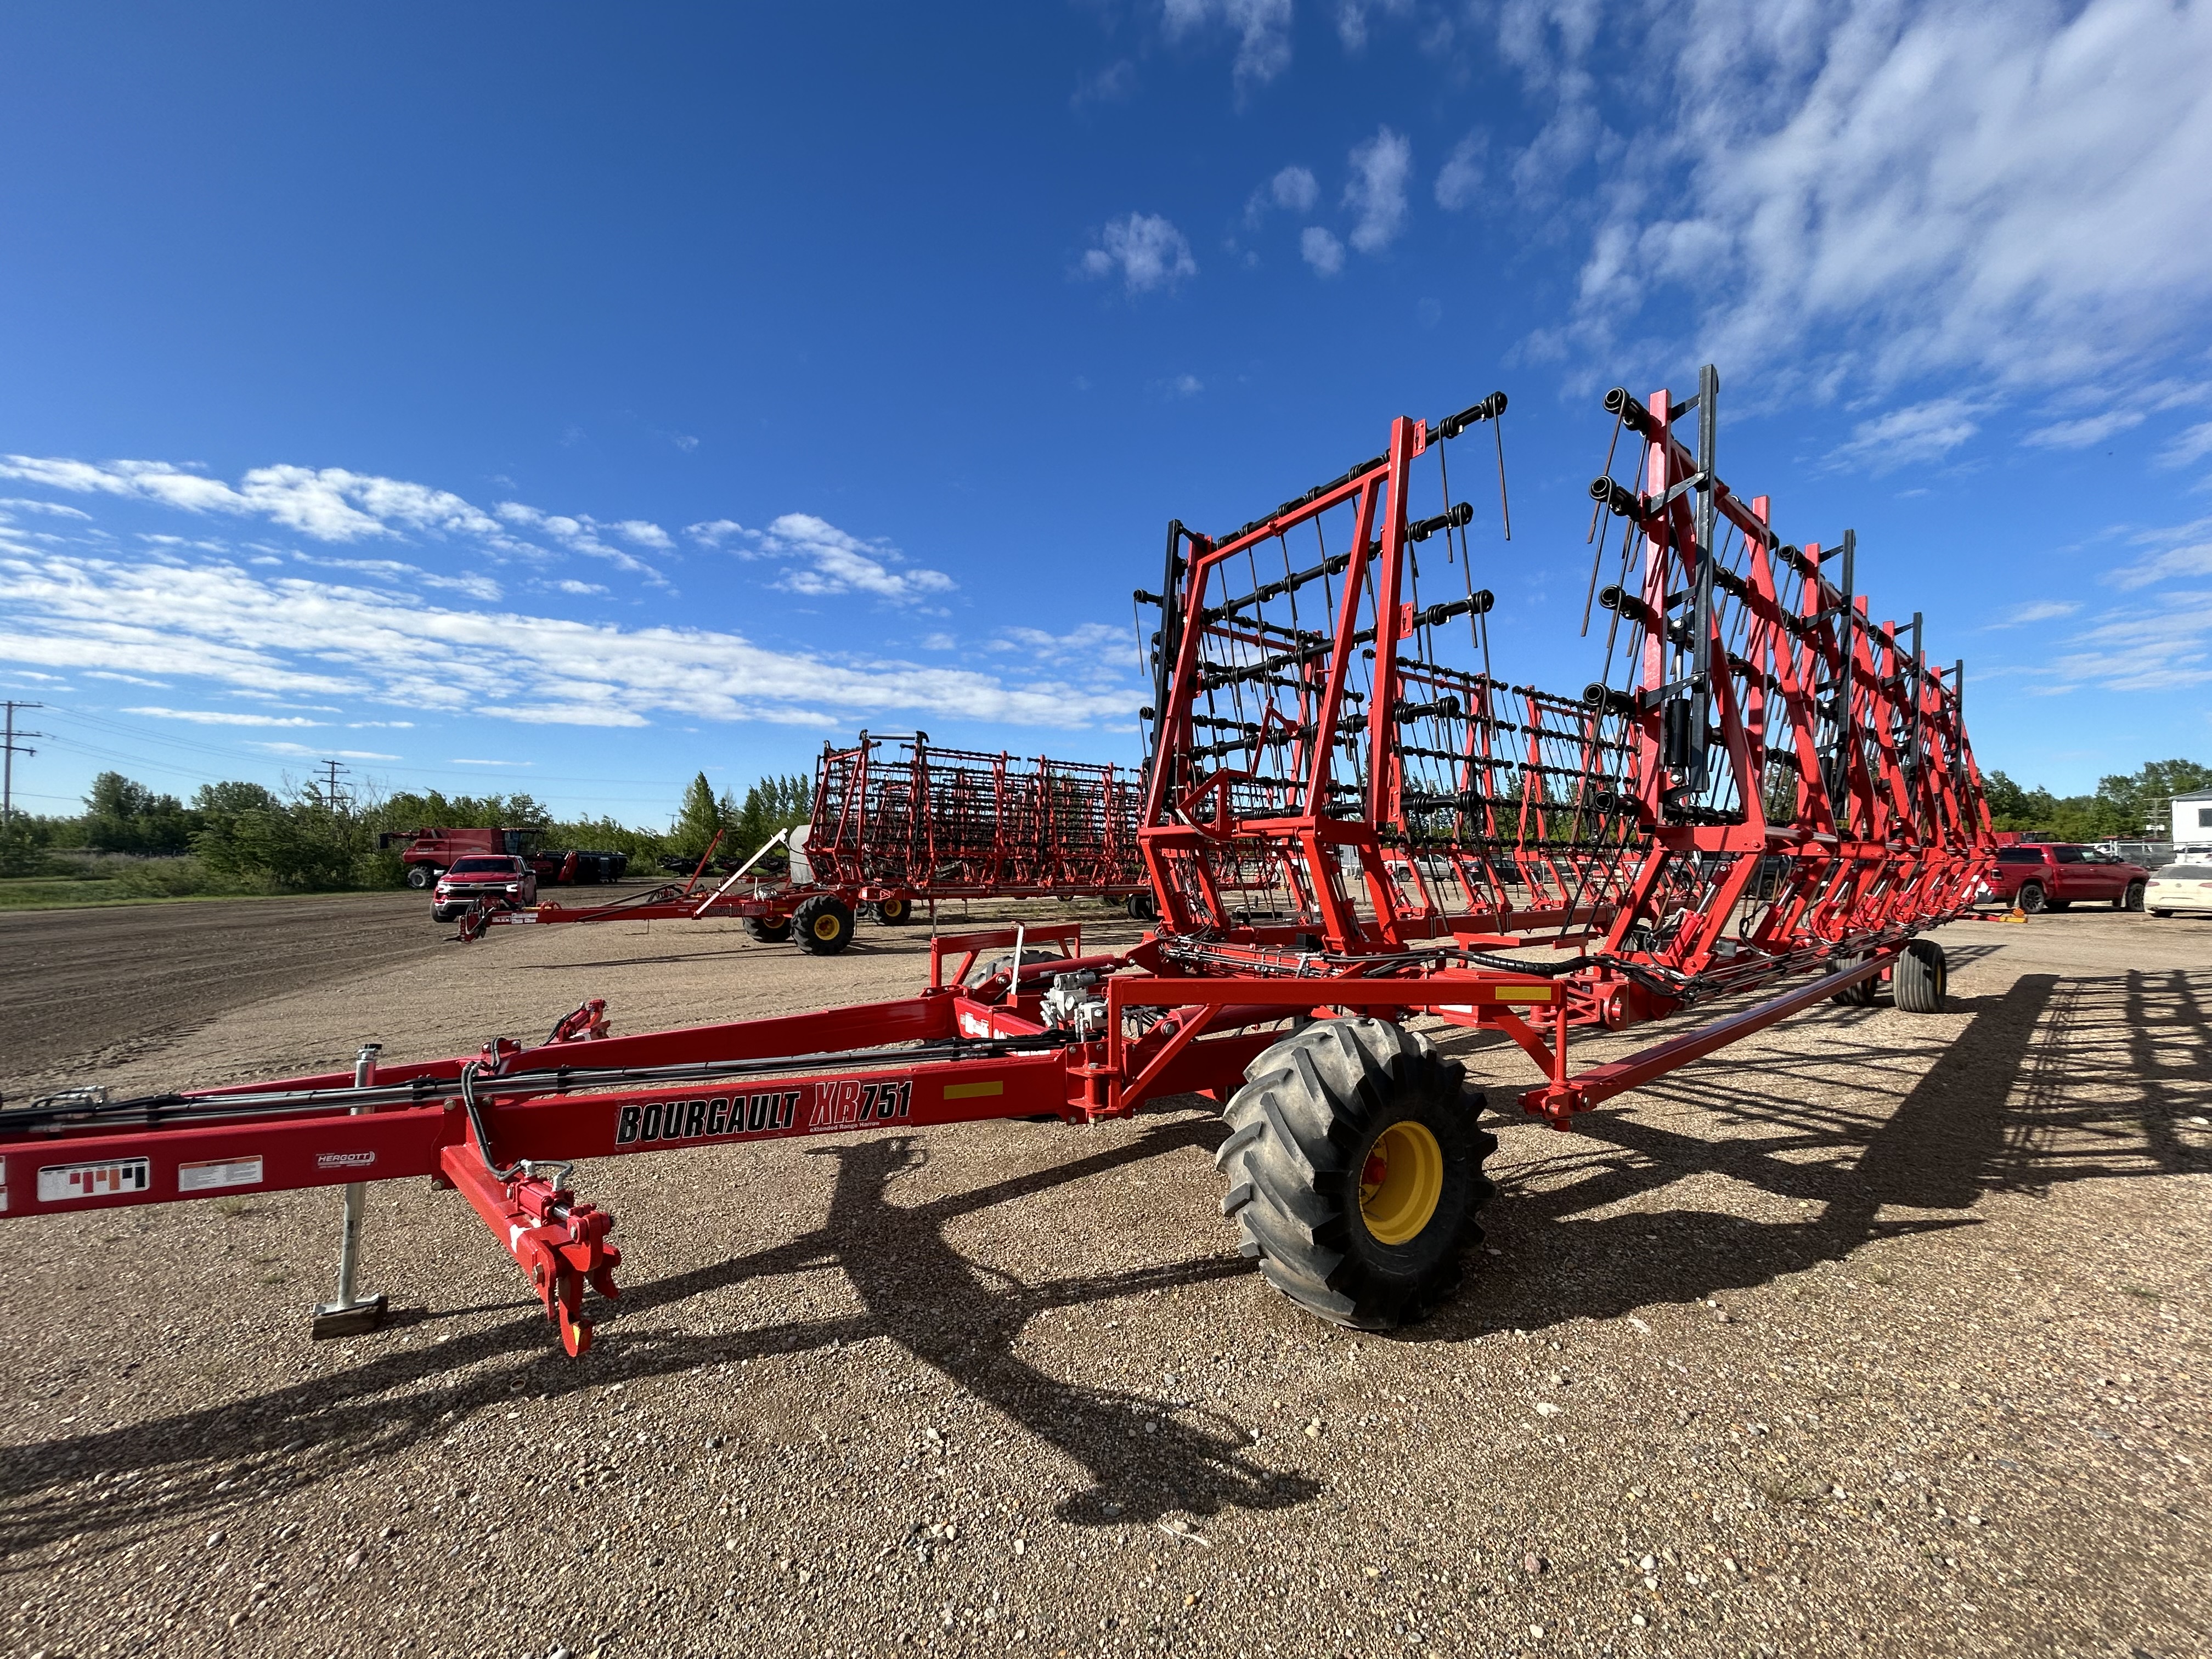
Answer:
[808, 733, 1147, 904]
[1133, 370, 1995, 1115]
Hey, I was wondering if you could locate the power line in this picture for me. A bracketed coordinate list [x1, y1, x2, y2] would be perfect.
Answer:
[3, 701, 49, 826]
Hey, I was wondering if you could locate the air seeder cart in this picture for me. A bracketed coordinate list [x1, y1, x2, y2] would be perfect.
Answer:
[0, 368, 1994, 1357]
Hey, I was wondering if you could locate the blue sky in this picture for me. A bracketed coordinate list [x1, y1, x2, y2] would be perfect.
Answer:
[3, 1, 2210, 822]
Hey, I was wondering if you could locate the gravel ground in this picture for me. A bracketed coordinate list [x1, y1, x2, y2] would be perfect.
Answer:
[3, 901, 2208, 1659]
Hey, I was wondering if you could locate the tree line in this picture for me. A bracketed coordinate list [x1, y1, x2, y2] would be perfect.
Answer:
[0, 767, 815, 893]
[1981, 758, 2212, 841]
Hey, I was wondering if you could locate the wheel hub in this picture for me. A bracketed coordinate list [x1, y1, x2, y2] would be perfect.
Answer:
[1358, 1121, 1444, 1245]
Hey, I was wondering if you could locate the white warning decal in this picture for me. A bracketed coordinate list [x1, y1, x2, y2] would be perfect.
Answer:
[178, 1156, 264, 1194]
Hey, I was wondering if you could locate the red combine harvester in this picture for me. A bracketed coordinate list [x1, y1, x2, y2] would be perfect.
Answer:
[0, 369, 1994, 1356]
[455, 735, 1150, 952]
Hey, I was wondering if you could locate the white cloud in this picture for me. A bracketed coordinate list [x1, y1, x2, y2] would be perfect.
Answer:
[919, 632, 957, 651]
[2021, 411, 2146, 451]
[686, 519, 744, 545]
[494, 502, 658, 578]
[1335, 1, 1413, 53]
[0, 496, 93, 520]
[1344, 127, 1412, 253]
[554, 579, 609, 595]
[0, 550, 1135, 731]
[1248, 164, 1319, 227]
[2048, 595, 2212, 691]
[1163, 0, 1294, 91]
[0, 452, 668, 584]
[1169, 374, 1204, 398]
[1517, 0, 2212, 407]
[300, 554, 503, 602]
[1079, 213, 1198, 295]
[251, 741, 400, 760]
[1301, 226, 1346, 276]
[2161, 422, 2212, 470]
[719, 513, 954, 605]
[2106, 516, 2212, 591]
[991, 622, 1147, 686]
[1987, 600, 2081, 627]
[1434, 132, 1486, 211]
[124, 706, 324, 727]
[611, 520, 674, 550]
[1073, 59, 1136, 106]
[1829, 398, 1985, 472]
[85, 670, 168, 686]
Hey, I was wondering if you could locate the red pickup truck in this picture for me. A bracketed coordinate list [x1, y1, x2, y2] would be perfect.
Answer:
[431, 855, 539, 923]
[1978, 843, 2149, 913]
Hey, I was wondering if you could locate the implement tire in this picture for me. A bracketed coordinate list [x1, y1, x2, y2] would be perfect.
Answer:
[1126, 890, 1158, 923]
[873, 895, 913, 926]
[1216, 1018, 1494, 1330]
[792, 893, 856, 956]
[744, 916, 794, 943]
[1892, 939, 1946, 1014]
[1830, 957, 1880, 1007]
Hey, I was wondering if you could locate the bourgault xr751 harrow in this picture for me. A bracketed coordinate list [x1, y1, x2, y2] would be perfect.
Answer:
[0, 369, 1993, 1356]
[457, 734, 1150, 952]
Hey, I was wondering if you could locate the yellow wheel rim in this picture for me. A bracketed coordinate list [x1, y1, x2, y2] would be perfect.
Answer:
[882, 900, 906, 920]
[1358, 1121, 1443, 1245]
[812, 913, 841, 940]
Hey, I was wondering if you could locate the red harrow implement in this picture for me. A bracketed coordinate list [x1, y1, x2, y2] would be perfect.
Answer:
[0, 368, 1994, 1354]
[807, 733, 1151, 917]
[457, 736, 1153, 953]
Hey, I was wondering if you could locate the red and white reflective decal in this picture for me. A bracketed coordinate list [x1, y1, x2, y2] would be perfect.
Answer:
[38, 1157, 153, 1203]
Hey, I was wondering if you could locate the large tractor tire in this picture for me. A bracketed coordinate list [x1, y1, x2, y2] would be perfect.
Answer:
[792, 893, 856, 956]
[1216, 1018, 1494, 1330]
[1126, 890, 1158, 923]
[405, 865, 435, 890]
[1892, 939, 1946, 1013]
[744, 916, 794, 943]
[873, 895, 913, 926]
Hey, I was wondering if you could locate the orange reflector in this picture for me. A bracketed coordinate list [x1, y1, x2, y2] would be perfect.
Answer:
[1494, 986, 1554, 1002]
[943, 1080, 1005, 1101]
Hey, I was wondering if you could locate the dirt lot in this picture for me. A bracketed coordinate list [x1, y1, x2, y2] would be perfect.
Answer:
[0, 891, 439, 1084]
[2, 899, 2208, 1659]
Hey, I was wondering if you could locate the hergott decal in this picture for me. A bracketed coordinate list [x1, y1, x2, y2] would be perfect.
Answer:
[614, 1088, 802, 1148]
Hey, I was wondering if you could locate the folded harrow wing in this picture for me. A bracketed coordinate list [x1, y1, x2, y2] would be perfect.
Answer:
[0, 369, 1995, 1353]
[459, 737, 1153, 952]
[808, 734, 1152, 916]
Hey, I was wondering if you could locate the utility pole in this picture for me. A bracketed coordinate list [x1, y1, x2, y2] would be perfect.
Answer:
[3, 701, 47, 826]
[319, 758, 351, 813]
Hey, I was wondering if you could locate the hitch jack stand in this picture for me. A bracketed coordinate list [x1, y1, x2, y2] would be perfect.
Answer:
[311, 1043, 389, 1340]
